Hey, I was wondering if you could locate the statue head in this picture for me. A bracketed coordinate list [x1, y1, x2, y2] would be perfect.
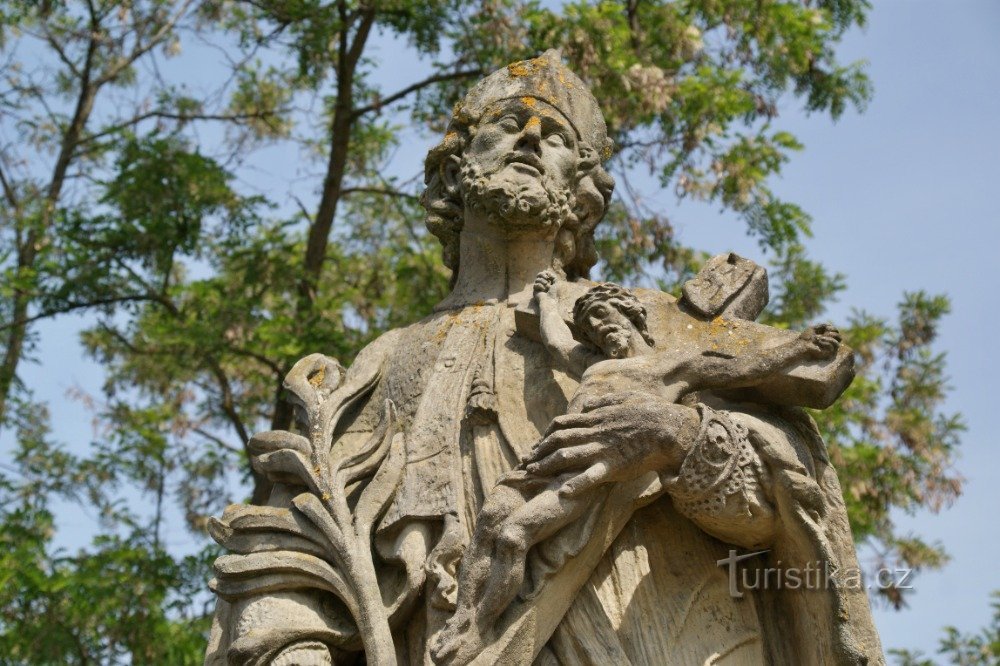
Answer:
[422, 50, 615, 280]
[573, 282, 655, 359]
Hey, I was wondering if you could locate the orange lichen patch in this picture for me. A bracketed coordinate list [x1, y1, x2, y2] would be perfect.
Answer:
[508, 61, 533, 77]
[708, 316, 736, 336]
[452, 101, 471, 123]
[521, 96, 537, 107]
[539, 107, 564, 125]
[525, 116, 541, 129]
[508, 56, 548, 78]
[557, 67, 573, 88]
[308, 366, 325, 387]
[432, 324, 450, 342]
[432, 312, 462, 342]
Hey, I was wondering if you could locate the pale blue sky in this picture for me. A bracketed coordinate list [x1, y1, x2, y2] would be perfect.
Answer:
[9, 0, 1000, 659]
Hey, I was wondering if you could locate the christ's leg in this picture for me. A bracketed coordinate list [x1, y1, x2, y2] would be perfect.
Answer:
[473, 482, 596, 630]
[431, 479, 531, 664]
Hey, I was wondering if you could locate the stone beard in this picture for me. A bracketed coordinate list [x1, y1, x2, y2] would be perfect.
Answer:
[596, 324, 630, 358]
[459, 154, 576, 234]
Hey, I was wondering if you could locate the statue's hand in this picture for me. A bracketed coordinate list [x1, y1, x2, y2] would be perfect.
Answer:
[533, 269, 559, 299]
[524, 392, 700, 486]
[797, 323, 841, 359]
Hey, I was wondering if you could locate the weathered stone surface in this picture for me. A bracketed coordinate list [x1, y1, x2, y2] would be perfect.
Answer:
[515, 277, 854, 410]
[205, 49, 884, 666]
[681, 252, 769, 320]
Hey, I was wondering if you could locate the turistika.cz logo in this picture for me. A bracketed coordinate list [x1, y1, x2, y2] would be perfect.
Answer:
[716, 549, 913, 598]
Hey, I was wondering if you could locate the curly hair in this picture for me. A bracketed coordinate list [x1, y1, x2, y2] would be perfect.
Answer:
[421, 119, 614, 282]
[572, 282, 656, 348]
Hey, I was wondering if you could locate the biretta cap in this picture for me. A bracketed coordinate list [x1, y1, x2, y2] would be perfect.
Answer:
[452, 49, 612, 159]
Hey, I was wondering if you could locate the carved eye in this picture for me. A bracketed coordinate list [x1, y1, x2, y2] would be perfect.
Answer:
[498, 116, 519, 131]
[546, 132, 568, 147]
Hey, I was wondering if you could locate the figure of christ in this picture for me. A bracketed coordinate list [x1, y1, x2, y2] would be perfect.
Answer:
[432, 270, 842, 664]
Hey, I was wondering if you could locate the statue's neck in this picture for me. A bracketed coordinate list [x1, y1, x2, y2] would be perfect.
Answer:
[436, 213, 557, 311]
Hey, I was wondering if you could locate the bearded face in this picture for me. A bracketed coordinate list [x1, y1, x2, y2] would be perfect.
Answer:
[458, 99, 579, 234]
[459, 159, 573, 232]
[578, 298, 639, 359]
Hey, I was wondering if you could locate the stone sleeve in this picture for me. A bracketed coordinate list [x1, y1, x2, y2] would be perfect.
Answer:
[664, 404, 777, 549]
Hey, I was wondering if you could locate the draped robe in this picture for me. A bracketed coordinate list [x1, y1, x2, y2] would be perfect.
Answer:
[207, 290, 884, 666]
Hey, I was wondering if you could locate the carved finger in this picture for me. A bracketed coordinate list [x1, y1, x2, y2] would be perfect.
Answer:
[530, 427, 600, 460]
[527, 443, 604, 476]
[815, 337, 840, 356]
[558, 462, 611, 498]
[814, 324, 841, 342]
[578, 391, 640, 413]
[818, 331, 842, 344]
[534, 270, 556, 291]
[543, 411, 602, 436]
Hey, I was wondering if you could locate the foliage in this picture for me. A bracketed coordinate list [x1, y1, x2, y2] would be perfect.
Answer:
[889, 591, 1000, 665]
[0, 394, 214, 664]
[0, 0, 967, 658]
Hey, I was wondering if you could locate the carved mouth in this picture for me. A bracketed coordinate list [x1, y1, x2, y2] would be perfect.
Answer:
[506, 154, 545, 175]
[598, 324, 622, 339]
[597, 324, 629, 355]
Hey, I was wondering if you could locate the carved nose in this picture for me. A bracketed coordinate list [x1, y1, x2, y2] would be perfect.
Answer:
[515, 118, 542, 155]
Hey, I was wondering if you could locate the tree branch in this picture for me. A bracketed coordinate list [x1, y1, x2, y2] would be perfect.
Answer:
[0, 12, 100, 424]
[39, 25, 81, 79]
[352, 68, 482, 119]
[79, 109, 287, 146]
[0, 158, 17, 209]
[193, 427, 243, 455]
[96, 0, 196, 86]
[0, 294, 164, 332]
[46, 50, 96, 204]
[228, 345, 285, 378]
[205, 359, 250, 447]
[203, 356, 272, 503]
[341, 186, 419, 202]
[299, 6, 377, 305]
[345, 7, 375, 72]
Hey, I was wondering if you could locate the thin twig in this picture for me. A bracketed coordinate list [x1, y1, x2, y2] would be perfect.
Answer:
[352, 68, 482, 119]
[341, 186, 420, 202]
[0, 294, 162, 332]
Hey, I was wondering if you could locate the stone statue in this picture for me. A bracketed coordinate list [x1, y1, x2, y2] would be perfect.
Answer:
[205, 50, 885, 666]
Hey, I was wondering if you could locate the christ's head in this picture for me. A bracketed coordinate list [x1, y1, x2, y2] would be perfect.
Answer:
[573, 283, 655, 359]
